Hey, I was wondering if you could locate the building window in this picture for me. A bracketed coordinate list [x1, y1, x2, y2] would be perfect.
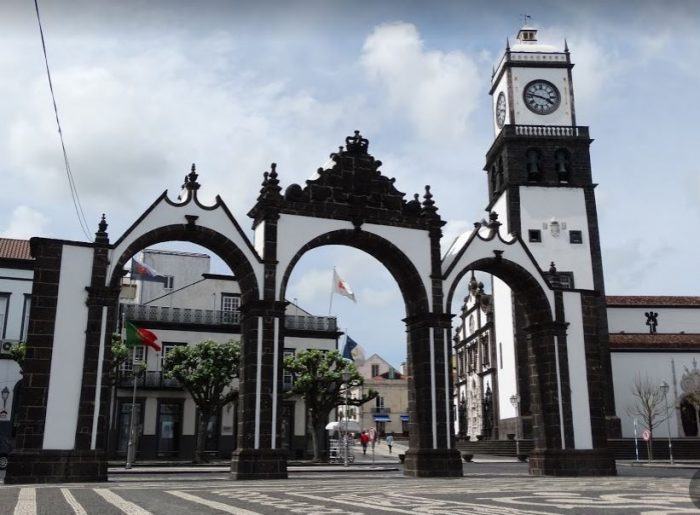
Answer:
[163, 275, 175, 290]
[283, 348, 295, 391]
[20, 294, 31, 341]
[569, 230, 583, 244]
[121, 345, 146, 373]
[0, 294, 8, 339]
[526, 148, 542, 181]
[555, 148, 571, 182]
[545, 271, 575, 289]
[221, 294, 241, 324]
[528, 229, 542, 242]
[481, 337, 490, 367]
[371, 364, 380, 377]
[161, 342, 186, 370]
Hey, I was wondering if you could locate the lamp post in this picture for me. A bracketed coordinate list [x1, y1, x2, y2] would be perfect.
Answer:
[659, 381, 674, 465]
[510, 394, 521, 458]
[126, 362, 145, 470]
[341, 370, 351, 467]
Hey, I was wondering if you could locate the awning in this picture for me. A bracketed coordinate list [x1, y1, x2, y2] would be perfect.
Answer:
[400, 415, 409, 422]
[373, 415, 391, 422]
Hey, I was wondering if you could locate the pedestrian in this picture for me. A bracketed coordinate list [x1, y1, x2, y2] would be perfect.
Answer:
[360, 431, 369, 455]
[386, 432, 394, 453]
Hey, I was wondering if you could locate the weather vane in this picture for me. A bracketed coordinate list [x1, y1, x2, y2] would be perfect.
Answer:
[521, 14, 532, 25]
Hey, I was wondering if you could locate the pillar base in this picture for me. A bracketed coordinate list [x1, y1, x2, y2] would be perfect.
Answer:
[230, 448, 288, 479]
[403, 448, 463, 477]
[528, 448, 617, 476]
[4, 449, 108, 484]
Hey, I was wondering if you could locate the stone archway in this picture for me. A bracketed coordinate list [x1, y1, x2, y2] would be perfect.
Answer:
[443, 222, 616, 476]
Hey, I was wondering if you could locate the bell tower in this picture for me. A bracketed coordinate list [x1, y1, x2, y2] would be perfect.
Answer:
[485, 24, 619, 437]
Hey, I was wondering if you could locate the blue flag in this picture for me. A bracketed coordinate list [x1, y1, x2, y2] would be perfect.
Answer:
[342, 336, 358, 361]
[131, 257, 167, 284]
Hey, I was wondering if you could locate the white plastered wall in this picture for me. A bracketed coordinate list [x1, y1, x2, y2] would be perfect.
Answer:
[275, 214, 433, 309]
[608, 307, 700, 334]
[493, 277, 517, 419]
[519, 186, 594, 289]
[43, 244, 94, 449]
[562, 291, 593, 448]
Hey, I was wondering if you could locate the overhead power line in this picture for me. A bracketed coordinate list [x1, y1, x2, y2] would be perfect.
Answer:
[34, 0, 92, 241]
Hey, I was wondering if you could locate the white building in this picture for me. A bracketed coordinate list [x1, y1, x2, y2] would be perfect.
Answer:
[117, 248, 341, 460]
[0, 238, 31, 440]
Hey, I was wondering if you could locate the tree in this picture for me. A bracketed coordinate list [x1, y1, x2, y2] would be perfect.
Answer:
[8, 342, 26, 370]
[163, 339, 240, 463]
[284, 349, 377, 462]
[626, 374, 668, 461]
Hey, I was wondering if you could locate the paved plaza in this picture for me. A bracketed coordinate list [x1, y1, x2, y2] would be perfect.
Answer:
[1, 462, 698, 514]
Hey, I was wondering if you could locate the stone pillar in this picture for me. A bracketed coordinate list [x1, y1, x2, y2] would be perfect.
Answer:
[525, 321, 616, 476]
[403, 313, 462, 477]
[230, 300, 287, 479]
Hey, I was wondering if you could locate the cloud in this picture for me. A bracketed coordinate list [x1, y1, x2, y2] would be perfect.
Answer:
[360, 22, 482, 142]
[1, 205, 50, 239]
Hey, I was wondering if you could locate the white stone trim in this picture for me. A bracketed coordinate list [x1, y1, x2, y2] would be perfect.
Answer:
[91, 306, 108, 450]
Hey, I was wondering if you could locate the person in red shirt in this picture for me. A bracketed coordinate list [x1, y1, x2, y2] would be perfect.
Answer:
[359, 431, 370, 455]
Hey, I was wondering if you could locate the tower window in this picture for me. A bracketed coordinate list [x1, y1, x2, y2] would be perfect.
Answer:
[555, 149, 571, 183]
[526, 149, 542, 181]
[569, 230, 583, 244]
[528, 229, 542, 242]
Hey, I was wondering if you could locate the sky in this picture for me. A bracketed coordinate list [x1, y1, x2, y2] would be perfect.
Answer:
[2, 1, 699, 367]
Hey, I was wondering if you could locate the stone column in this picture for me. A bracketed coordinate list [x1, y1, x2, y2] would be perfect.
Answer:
[230, 300, 287, 479]
[403, 313, 462, 477]
[525, 321, 616, 476]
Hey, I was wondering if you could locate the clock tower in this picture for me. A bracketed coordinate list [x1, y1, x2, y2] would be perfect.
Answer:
[485, 25, 620, 438]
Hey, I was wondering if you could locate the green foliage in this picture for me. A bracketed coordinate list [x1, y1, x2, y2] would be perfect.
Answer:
[284, 349, 377, 460]
[163, 339, 241, 412]
[9, 342, 26, 368]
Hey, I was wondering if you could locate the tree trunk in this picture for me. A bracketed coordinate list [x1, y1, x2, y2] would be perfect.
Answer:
[310, 413, 324, 462]
[195, 410, 209, 464]
[646, 436, 653, 462]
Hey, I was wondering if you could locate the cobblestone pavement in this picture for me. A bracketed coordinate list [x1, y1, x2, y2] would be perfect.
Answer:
[1, 467, 699, 514]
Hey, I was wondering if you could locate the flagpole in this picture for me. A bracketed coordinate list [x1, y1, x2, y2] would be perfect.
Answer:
[329, 267, 335, 315]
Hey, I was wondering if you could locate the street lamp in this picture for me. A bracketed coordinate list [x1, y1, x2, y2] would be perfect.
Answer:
[659, 381, 674, 465]
[510, 394, 521, 458]
[341, 370, 351, 467]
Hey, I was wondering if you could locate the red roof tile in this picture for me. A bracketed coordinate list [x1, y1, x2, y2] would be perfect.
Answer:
[607, 296, 700, 307]
[0, 238, 32, 260]
[609, 333, 700, 349]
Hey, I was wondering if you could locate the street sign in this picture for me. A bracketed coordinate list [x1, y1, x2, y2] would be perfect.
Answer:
[642, 430, 651, 441]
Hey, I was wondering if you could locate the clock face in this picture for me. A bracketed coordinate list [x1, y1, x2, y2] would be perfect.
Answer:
[523, 80, 561, 115]
[496, 92, 506, 128]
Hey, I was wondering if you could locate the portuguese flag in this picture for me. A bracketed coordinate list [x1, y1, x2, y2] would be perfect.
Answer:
[125, 321, 161, 351]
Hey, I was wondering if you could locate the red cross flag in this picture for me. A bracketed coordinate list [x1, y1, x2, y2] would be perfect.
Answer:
[333, 269, 356, 302]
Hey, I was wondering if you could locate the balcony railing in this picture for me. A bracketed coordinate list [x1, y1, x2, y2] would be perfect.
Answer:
[121, 303, 337, 332]
[118, 371, 182, 389]
[285, 315, 337, 332]
[504, 124, 589, 138]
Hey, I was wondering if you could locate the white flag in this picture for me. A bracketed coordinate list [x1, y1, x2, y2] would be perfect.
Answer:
[333, 269, 356, 302]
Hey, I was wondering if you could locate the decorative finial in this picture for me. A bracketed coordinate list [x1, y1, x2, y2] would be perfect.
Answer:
[345, 130, 369, 155]
[564, 39, 569, 53]
[184, 163, 201, 191]
[506, 37, 510, 51]
[256, 162, 282, 202]
[486, 211, 501, 230]
[549, 261, 557, 274]
[98, 213, 107, 233]
[421, 185, 437, 216]
[94, 213, 109, 243]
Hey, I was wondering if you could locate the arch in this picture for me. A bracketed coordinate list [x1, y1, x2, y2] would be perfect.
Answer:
[445, 256, 553, 329]
[109, 224, 260, 304]
[279, 229, 430, 317]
